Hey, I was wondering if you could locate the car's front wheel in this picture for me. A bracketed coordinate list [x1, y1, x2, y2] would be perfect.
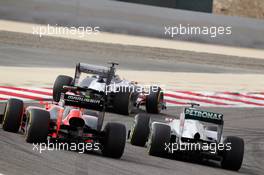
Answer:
[2, 98, 24, 133]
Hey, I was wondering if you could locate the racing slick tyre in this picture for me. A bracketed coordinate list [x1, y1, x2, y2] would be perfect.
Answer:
[148, 123, 171, 157]
[102, 122, 126, 158]
[130, 113, 150, 147]
[53, 75, 73, 102]
[113, 87, 133, 115]
[221, 136, 244, 171]
[146, 86, 164, 114]
[2, 98, 24, 133]
[25, 109, 50, 143]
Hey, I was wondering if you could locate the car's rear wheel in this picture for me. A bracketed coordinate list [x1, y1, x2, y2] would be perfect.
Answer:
[2, 98, 24, 133]
[25, 109, 50, 143]
[130, 113, 150, 147]
[102, 122, 126, 158]
[148, 123, 171, 157]
[221, 136, 244, 171]
[113, 87, 133, 115]
[146, 86, 163, 114]
[53, 75, 73, 102]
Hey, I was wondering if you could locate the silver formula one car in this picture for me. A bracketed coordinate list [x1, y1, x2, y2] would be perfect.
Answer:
[129, 103, 244, 171]
[53, 62, 165, 115]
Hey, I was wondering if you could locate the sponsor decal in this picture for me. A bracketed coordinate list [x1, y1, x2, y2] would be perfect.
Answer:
[184, 108, 223, 124]
[66, 95, 101, 104]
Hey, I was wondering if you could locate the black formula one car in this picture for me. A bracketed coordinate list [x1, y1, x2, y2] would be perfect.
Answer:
[53, 63, 165, 116]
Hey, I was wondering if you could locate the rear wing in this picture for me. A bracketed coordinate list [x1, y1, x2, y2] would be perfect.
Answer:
[77, 63, 109, 76]
[73, 63, 115, 86]
[179, 107, 224, 143]
[184, 108, 223, 125]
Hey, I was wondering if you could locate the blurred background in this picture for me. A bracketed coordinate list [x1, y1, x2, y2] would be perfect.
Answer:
[0, 0, 263, 49]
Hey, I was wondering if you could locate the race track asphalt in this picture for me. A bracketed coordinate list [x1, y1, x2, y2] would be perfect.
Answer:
[0, 105, 264, 175]
[1, 31, 264, 74]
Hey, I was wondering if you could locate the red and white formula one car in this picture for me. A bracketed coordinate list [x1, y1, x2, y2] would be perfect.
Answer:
[0, 63, 127, 158]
